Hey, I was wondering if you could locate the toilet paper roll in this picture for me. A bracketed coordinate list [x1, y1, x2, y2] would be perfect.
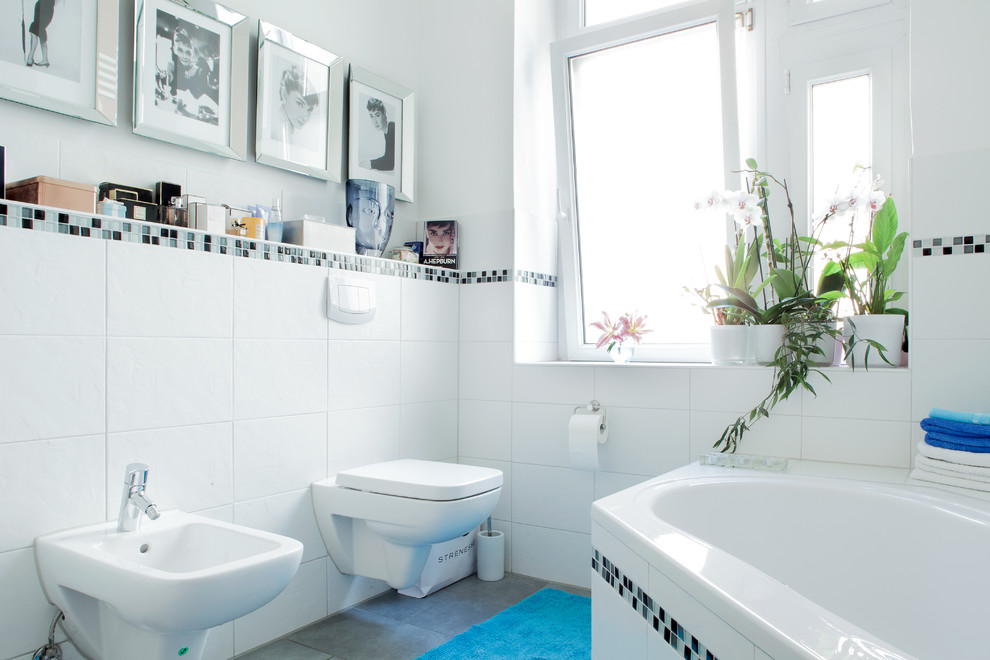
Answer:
[568, 413, 607, 471]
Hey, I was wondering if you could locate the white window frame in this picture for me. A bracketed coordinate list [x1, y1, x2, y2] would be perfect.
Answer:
[788, 0, 891, 26]
[550, 0, 741, 362]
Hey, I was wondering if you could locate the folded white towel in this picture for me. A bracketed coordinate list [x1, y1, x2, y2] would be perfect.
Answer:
[915, 455, 990, 478]
[916, 440, 990, 469]
[909, 467, 990, 494]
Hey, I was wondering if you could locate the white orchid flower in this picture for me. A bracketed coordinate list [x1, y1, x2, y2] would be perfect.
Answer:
[866, 190, 887, 213]
[733, 204, 762, 228]
[694, 190, 725, 212]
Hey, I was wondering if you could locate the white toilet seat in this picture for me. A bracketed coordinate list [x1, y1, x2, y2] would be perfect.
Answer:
[336, 459, 502, 501]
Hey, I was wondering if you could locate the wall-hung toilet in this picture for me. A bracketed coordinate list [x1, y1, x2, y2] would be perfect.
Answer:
[312, 459, 502, 590]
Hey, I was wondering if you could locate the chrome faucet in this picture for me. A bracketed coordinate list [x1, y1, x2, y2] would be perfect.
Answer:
[117, 463, 161, 532]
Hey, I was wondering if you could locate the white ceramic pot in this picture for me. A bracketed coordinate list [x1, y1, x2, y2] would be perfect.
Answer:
[710, 325, 752, 366]
[809, 321, 839, 366]
[842, 314, 905, 368]
[751, 325, 786, 366]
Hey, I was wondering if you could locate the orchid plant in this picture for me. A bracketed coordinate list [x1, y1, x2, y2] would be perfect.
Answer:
[590, 312, 650, 353]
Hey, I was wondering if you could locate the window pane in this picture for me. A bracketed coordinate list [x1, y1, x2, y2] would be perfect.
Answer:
[584, 0, 689, 28]
[569, 22, 725, 346]
[810, 74, 871, 309]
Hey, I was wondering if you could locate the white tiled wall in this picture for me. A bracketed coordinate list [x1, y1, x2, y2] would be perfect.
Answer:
[0, 224, 457, 660]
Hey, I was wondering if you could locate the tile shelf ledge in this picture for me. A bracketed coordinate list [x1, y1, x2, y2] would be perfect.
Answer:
[514, 358, 911, 373]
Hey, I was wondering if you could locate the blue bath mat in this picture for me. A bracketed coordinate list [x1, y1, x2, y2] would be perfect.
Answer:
[416, 587, 591, 659]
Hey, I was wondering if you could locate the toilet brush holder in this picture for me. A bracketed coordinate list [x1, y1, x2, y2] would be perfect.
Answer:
[477, 529, 504, 581]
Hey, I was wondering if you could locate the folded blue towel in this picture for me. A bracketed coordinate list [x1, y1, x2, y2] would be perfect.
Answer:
[930, 408, 990, 426]
[920, 417, 990, 438]
[926, 432, 990, 452]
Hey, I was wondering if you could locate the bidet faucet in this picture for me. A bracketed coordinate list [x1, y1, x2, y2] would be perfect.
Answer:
[117, 463, 161, 532]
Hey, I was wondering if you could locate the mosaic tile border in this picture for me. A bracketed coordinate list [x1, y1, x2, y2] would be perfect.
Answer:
[593, 549, 719, 660]
[913, 235, 990, 257]
[0, 201, 556, 287]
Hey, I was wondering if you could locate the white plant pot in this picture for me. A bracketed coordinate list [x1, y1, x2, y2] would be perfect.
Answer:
[809, 321, 838, 367]
[710, 325, 752, 366]
[751, 325, 785, 366]
[842, 314, 905, 368]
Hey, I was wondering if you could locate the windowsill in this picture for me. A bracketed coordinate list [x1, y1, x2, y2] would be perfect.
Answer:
[513, 358, 911, 372]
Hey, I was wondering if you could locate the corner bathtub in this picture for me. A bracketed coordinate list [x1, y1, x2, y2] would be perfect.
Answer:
[590, 461, 990, 660]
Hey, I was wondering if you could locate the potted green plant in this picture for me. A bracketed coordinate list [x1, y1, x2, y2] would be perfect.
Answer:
[822, 194, 908, 368]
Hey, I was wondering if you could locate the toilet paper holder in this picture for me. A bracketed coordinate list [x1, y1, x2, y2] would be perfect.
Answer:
[573, 399, 607, 432]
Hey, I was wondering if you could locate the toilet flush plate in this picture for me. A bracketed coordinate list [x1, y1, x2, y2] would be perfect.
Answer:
[327, 275, 376, 324]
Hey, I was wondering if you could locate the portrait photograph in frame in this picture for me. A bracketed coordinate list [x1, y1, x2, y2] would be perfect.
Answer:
[255, 21, 345, 181]
[133, 0, 249, 160]
[348, 67, 415, 202]
[0, 0, 117, 125]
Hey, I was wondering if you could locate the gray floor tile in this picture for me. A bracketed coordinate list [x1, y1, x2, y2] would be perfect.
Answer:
[235, 638, 333, 660]
[289, 607, 450, 660]
[354, 588, 439, 623]
[545, 580, 591, 598]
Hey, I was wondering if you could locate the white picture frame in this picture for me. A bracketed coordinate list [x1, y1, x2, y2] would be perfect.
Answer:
[255, 20, 345, 181]
[348, 67, 415, 202]
[132, 0, 249, 160]
[0, 0, 118, 126]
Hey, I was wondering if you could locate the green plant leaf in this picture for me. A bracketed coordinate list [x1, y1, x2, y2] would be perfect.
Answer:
[883, 231, 907, 277]
[871, 197, 898, 254]
[768, 267, 798, 300]
[746, 158, 758, 169]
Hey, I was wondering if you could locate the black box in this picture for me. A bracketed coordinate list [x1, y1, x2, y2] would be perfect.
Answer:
[122, 199, 159, 223]
[99, 182, 153, 203]
[154, 181, 182, 206]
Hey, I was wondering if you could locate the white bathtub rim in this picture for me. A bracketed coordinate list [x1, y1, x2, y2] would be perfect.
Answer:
[590, 464, 944, 660]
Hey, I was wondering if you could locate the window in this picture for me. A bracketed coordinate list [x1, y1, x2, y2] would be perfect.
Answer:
[552, 0, 740, 361]
[552, 0, 908, 362]
[583, 0, 691, 28]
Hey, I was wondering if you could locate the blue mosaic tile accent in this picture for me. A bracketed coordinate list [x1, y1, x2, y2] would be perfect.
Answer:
[0, 201, 557, 287]
[913, 235, 989, 258]
[593, 549, 719, 660]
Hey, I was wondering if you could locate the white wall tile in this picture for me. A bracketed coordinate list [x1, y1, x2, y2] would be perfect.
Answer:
[801, 369, 911, 421]
[0, 227, 105, 336]
[234, 489, 326, 562]
[107, 423, 233, 515]
[1, 125, 59, 182]
[591, 521, 649, 589]
[912, 255, 990, 341]
[511, 402, 574, 468]
[690, 367, 800, 415]
[460, 282, 513, 342]
[459, 457, 511, 521]
[401, 401, 458, 461]
[328, 406, 402, 473]
[511, 523, 590, 588]
[186, 166, 281, 214]
[599, 407, 690, 477]
[234, 259, 328, 340]
[233, 557, 328, 655]
[234, 414, 328, 501]
[514, 282, 557, 344]
[595, 472, 651, 501]
[512, 365, 595, 404]
[911, 150, 990, 235]
[459, 341, 512, 401]
[0, 336, 105, 443]
[594, 366, 691, 410]
[0, 548, 58, 660]
[911, 339, 990, 421]
[801, 417, 912, 467]
[233, 340, 327, 420]
[453, 212, 515, 271]
[513, 210, 557, 275]
[690, 411, 802, 460]
[514, 340, 559, 363]
[458, 400, 511, 461]
[60, 141, 187, 192]
[400, 341, 458, 403]
[108, 242, 232, 337]
[401, 279, 459, 342]
[0, 436, 105, 552]
[512, 463, 594, 533]
[593, 575, 649, 660]
[329, 340, 401, 410]
[328, 273, 401, 341]
[108, 337, 232, 432]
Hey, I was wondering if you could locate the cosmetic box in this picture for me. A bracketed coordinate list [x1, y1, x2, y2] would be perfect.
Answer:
[283, 218, 356, 254]
[5, 176, 98, 213]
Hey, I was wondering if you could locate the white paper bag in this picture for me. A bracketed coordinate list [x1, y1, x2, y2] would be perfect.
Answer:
[397, 529, 477, 598]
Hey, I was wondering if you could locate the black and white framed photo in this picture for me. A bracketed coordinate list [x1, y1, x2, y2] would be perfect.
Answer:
[255, 21, 345, 181]
[348, 67, 415, 202]
[132, 0, 249, 160]
[0, 0, 117, 125]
